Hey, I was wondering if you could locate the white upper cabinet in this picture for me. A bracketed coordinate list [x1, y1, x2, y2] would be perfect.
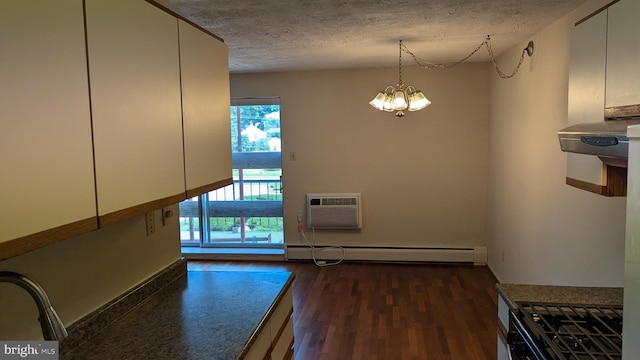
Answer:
[85, 0, 185, 219]
[566, 9, 608, 185]
[568, 10, 607, 126]
[0, 0, 232, 257]
[606, 0, 640, 109]
[179, 20, 232, 196]
[0, 0, 97, 243]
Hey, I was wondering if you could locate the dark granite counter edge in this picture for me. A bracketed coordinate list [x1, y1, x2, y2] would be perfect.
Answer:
[496, 283, 624, 309]
[60, 258, 187, 355]
[237, 272, 296, 360]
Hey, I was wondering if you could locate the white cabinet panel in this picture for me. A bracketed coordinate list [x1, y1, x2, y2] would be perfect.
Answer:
[606, 0, 640, 108]
[497, 295, 510, 360]
[624, 125, 640, 359]
[245, 284, 295, 360]
[566, 9, 608, 185]
[272, 318, 294, 360]
[179, 20, 232, 195]
[497, 333, 509, 360]
[0, 0, 96, 242]
[270, 286, 294, 360]
[244, 322, 271, 360]
[85, 0, 185, 217]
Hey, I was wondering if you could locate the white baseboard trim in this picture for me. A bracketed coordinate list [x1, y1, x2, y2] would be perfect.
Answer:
[285, 245, 488, 265]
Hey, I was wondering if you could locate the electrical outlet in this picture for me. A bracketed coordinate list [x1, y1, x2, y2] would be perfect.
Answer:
[146, 212, 155, 236]
[297, 212, 303, 223]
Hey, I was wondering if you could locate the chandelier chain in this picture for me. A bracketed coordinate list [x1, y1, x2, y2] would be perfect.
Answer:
[485, 36, 528, 79]
[398, 40, 403, 86]
[401, 35, 530, 79]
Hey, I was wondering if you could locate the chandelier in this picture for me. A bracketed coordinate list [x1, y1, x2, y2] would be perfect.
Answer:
[370, 36, 534, 117]
[369, 40, 430, 118]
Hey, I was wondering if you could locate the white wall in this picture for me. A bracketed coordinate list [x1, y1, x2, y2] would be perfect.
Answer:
[231, 64, 490, 251]
[487, 0, 626, 286]
[0, 206, 181, 340]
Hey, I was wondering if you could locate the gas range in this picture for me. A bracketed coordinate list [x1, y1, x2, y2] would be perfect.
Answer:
[508, 301, 623, 359]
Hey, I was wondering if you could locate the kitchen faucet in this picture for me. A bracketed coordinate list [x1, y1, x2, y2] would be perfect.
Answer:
[0, 271, 68, 341]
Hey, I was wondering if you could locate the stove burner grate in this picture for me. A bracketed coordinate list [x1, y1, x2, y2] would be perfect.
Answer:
[516, 302, 623, 359]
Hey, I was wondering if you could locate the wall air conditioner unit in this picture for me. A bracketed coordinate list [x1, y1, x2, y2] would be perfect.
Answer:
[306, 193, 362, 229]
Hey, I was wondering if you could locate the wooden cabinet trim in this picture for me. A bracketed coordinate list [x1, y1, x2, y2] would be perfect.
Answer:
[242, 326, 272, 360]
[566, 176, 607, 195]
[186, 178, 234, 199]
[98, 193, 186, 228]
[271, 312, 294, 360]
[604, 165, 628, 196]
[575, 0, 619, 26]
[497, 321, 508, 342]
[283, 340, 294, 360]
[187, 178, 233, 199]
[566, 165, 627, 197]
[0, 217, 98, 261]
[271, 308, 293, 347]
[144, 0, 224, 42]
[261, 346, 272, 360]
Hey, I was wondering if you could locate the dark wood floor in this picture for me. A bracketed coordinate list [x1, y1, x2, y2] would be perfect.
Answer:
[188, 260, 499, 360]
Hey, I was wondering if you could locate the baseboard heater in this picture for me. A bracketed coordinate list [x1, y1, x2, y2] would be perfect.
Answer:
[285, 245, 488, 265]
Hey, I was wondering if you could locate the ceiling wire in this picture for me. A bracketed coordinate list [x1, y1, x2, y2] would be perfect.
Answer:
[401, 35, 533, 79]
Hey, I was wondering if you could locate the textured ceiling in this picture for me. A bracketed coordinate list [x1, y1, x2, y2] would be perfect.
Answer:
[168, 0, 586, 73]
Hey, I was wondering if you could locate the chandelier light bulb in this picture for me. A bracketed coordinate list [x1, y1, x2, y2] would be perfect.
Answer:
[392, 87, 408, 110]
[368, 92, 387, 111]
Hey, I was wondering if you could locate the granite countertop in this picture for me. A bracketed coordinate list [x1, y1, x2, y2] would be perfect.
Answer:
[64, 270, 295, 360]
[496, 283, 623, 309]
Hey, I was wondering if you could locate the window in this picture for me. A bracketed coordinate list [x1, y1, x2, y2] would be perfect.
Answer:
[179, 99, 283, 249]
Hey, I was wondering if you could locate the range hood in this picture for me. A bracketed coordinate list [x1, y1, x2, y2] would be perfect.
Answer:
[558, 106, 640, 166]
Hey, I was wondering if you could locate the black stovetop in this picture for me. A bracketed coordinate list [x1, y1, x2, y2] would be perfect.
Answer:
[515, 301, 623, 359]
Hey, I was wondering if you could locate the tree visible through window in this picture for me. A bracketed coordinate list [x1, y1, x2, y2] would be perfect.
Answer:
[231, 104, 280, 152]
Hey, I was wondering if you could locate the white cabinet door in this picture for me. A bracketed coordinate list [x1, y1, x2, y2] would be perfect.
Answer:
[85, 0, 185, 220]
[269, 286, 294, 360]
[0, 0, 96, 243]
[497, 295, 511, 360]
[497, 333, 509, 360]
[606, 0, 640, 108]
[624, 125, 640, 359]
[179, 20, 232, 197]
[566, 9, 608, 185]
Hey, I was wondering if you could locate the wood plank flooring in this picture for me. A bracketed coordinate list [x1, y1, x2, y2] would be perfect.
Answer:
[188, 261, 498, 360]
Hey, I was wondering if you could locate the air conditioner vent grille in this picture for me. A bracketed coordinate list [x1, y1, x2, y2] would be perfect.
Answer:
[322, 197, 357, 206]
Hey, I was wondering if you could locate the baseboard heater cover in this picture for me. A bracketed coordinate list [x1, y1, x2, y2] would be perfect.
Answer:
[285, 245, 488, 265]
